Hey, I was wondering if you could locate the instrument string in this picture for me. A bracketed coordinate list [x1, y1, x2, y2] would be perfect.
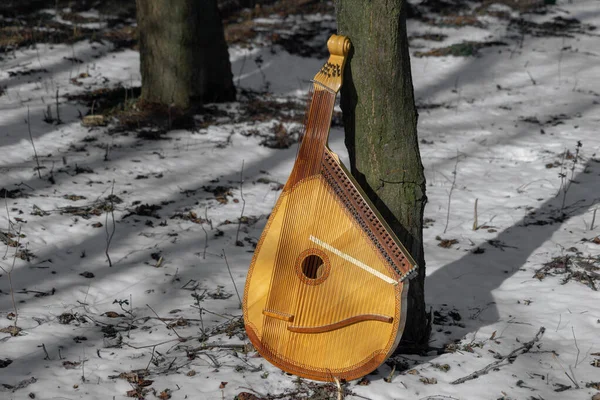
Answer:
[279, 85, 329, 357]
[285, 87, 335, 361]
[297, 89, 335, 366]
[263, 85, 319, 354]
[293, 87, 330, 359]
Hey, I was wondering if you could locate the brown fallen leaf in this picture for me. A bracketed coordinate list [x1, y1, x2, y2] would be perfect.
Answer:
[235, 393, 262, 400]
[438, 239, 459, 248]
[82, 115, 108, 127]
[357, 376, 370, 385]
[103, 311, 122, 318]
[62, 360, 81, 369]
[219, 381, 228, 389]
[158, 390, 171, 400]
[0, 326, 22, 336]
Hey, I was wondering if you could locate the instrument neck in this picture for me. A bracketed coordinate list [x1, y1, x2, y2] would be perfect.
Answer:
[287, 85, 337, 187]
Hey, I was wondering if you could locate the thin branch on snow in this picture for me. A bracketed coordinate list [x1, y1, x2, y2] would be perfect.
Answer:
[443, 151, 459, 234]
[451, 327, 546, 384]
[26, 106, 42, 179]
[235, 160, 246, 247]
[146, 303, 185, 341]
[222, 249, 242, 309]
[105, 180, 116, 267]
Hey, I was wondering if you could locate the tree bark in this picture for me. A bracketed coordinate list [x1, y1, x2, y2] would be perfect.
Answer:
[336, 0, 429, 350]
[136, 0, 236, 109]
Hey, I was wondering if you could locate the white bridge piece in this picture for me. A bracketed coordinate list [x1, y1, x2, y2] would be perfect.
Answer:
[309, 235, 398, 285]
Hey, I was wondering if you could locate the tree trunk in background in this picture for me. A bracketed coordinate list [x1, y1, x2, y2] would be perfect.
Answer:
[136, 0, 235, 109]
[336, 0, 429, 351]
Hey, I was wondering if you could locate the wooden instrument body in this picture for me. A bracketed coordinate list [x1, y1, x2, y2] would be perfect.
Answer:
[243, 35, 417, 382]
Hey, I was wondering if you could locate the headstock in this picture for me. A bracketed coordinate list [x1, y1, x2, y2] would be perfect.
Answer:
[313, 35, 351, 93]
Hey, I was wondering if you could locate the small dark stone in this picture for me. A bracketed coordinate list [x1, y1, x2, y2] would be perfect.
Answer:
[0, 358, 13, 368]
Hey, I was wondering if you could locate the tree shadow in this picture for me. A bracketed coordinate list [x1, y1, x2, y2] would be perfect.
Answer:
[426, 158, 599, 322]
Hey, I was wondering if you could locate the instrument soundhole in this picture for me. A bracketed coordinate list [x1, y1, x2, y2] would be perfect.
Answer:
[301, 255, 324, 279]
[295, 249, 330, 286]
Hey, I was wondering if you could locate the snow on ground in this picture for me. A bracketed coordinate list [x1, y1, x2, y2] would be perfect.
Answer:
[0, 0, 599, 399]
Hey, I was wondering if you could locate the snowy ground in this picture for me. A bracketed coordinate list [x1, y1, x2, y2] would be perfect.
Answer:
[1, 1, 599, 399]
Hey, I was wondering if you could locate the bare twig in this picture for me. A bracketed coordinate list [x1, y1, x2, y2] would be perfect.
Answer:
[0, 226, 22, 331]
[572, 326, 581, 367]
[526, 69, 536, 85]
[451, 327, 546, 384]
[473, 198, 478, 231]
[105, 180, 116, 267]
[564, 370, 579, 388]
[81, 346, 86, 382]
[334, 377, 343, 400]
[26, 107, 42, 179]
[188, 343, 249, 352]
[145, 345, 156, 371]
[444, 152, 459, 234]
[591, 208, 597, 230]
[559, 142, 581, 215]
[235, 160, 246, 246]
[41, 343, 51, 360]
[123, 338, 180, 350]
[55, 89, 62, 125]
[104, 141, 110, 161]
[237, 51, 247, 88]
[200, 208, 209, 259]
[146, 304, 184, 340]
[222, 249, 242, 308]
[193, 289, 207, 341]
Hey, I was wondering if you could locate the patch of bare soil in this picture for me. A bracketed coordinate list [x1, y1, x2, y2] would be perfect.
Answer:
[222, 0, 336, 57]
[0, 0, 138, 55]
[414, 41, 507, 57]
[509, 15, 596, 38]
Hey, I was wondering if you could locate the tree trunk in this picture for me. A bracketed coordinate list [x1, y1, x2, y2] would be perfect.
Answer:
[136, 0, 236, 109]
[335, 0, 429, 351]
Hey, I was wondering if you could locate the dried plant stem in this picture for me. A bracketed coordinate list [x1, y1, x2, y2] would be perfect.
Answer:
[472, 198, 478, 231]
[452, 327, 546, 384]
[222, 249, 242, 308]
[42, 343, 51, 360]
[334, 377, 343, 400]
[559, 142, 581, 215]
[1, 224, 22, 332]
[443, 152, 459, 234]
[194, 289, 207, 339]
[200, 208, 209, 259]
[564, 370, 579, 388]
[55, 89, 62, 125]
[26, 107, 42, 179]
[591, 208, 597, 231]
[105, 180, 116, 267]
[235, 160, 246, 246]
[572, 326, 580, 367]
[145, 345, 156, 371]
[146, 304, 184, 340]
